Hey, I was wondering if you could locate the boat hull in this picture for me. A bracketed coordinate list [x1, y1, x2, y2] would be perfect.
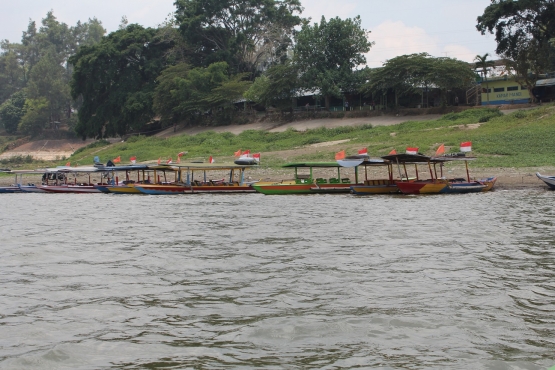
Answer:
[350, 179, 399, 195]
[18, 184, 47, 193]
[252, 182, 352, 195]
[396, 177, 496, 194]
[36, 185, 102, 193]
[0, 186, 21, 193]
[536, 173, 555, 189]
[134, 184, 193, 195]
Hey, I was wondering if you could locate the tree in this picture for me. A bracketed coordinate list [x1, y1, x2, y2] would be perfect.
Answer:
[363, 53, 475, 108]
[294, 16, 373, 109]
[70, 25, 173, 138]
[243, 61, 300, 110]
[156, 61, 251, 125]
[18, 97, 49, 136]
[476, 0, 555, 98]
[474, 53, 495, 105]
[174, 0, 302, 75]
[0, 42, 26, 102]
[0, 90, 26, 134]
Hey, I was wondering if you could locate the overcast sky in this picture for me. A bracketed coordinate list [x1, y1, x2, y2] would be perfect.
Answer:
[1, 0, 498, 67]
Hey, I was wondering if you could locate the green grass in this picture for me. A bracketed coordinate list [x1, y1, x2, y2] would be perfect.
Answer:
[3, 105, 555, 169]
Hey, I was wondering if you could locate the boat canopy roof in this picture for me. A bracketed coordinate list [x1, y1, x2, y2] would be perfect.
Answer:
[160, 163, 254, 170]
[381, 154, 432, 163]
[282, 162, 343, 168]
[337, 158, 388, 168]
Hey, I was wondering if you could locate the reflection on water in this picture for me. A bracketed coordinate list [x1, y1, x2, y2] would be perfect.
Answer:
[0, 191, 554, 369]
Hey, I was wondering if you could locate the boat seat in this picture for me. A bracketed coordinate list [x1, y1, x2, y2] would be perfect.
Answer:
[341, 178, 351, 183]
[329, 178, 340, 184]
[316, 178, 327, 184]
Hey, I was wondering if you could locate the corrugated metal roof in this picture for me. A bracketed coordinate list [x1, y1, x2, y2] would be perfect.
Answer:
[536, 78, 555, 87]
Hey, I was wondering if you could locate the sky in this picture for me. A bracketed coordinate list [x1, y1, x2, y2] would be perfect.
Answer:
[1, 0, 499, 68]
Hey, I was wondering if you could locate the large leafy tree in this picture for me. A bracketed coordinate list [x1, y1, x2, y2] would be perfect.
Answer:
[294, 16, 373, 109]
[364, 53, 474, 108]
[243, 60, 300, 110]
[155, 61, 250, 126]
[70, 25, 173, 138]
[174, 0, 302, 76]
[0, 90, 26, 134]
[476, 0, 555, 96]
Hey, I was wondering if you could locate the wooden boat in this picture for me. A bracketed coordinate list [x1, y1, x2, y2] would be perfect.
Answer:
[36, 167, 105, 193]
[1, 169, 47, 193]
[383, 153, 496, 194]
[134, 164, 256, 195]
[251, 162, 360, 195]
[536, 172, 555, 189]
[92, 165, 150, 194]
[339, 158, 400, 195]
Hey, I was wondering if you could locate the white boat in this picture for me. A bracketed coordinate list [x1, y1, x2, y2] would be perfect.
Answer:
[536, 172, 555, 189]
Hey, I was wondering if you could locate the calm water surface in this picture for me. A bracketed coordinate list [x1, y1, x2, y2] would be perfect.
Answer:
[1, 191, 554, 369]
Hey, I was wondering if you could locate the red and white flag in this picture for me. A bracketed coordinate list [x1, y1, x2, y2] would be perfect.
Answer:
[209, 156, 215, 163]
[130, 156, 136, 164]
[178, 152, 185, 157]
[65, 162, 71, 167]
[435, 144, 445, 156]
[358, 148, 368, 155]
[243, 149, 250, 155]
[406, 147, 419, 155]
[253, 153, 261, 162]
[460, 141, 472, 152]
[166, 157, 172, 164]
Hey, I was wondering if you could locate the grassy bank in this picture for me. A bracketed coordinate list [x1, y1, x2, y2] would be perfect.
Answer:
[3, 104, 555, 170]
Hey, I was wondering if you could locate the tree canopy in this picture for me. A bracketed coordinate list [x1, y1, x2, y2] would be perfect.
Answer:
[294, 16, 373, 109]
[476, 0, 555, 90]
[69, 24, 173, 138]
[174, 0, 302, 76]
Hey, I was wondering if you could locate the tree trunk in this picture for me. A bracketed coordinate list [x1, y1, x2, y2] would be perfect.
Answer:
[325, 95, 330, 110]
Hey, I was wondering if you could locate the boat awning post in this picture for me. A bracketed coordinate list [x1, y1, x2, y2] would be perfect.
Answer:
[403, 163, 408, 180]
[365, 165, 368, 181]
[354, 166, 359, 184]
[204, 170, 207, 183]
[428, 161, 434, 180]
[465, 161, 470, 182]
[240, 168, 245, 185]
[433, 163, 438, 179]
[395, 157, 403, 181]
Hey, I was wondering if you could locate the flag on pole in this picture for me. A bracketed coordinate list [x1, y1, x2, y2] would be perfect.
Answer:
[406, 147, 419, 155]
[358, 148, 368, 155]
[253, 153, 261, 162]
[460, 141, 472, 152]
[65, 162, 70, 167]
[130, 156, 136, 164]
[113, 156, 121, 163]
[178, 152, 185, 157]
[435, 144, 445, 156]
[389, 149, 397, 155]
[157, 157, 161, 165]
[234, 149, 242, 157]
[166, 157, 172, 164]
[209, 156, 215, 164]
[243, 149, 251, 155]
[335, 150, 346, 160]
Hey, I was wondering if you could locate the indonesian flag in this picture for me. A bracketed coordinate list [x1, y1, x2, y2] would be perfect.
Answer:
[406, 147, 419, 155]
[177, 151, 185, 157]
[113, 156, 121, 163]
[166, 157, 172, 164]
[234, 149, 242, 157]
[157, 157, 161, 165]
[335, 150, 346, 160]
[243, 149, 251, 155]
[209, 156, 215, 163]
[435, 144, 445, 156]
[389, 149, 397, 155]
[460, 141, 472, 152]
[65, 162, 71, 167]
[253, 153, 261, 162]
[358, 148, 368, 155]
[130, 156, 136, 164]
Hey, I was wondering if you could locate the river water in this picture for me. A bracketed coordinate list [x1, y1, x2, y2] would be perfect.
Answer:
[1, 191, 554, 369]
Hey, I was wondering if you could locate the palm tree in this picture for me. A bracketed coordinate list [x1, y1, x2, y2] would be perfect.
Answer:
[474, 53, 495, 105]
